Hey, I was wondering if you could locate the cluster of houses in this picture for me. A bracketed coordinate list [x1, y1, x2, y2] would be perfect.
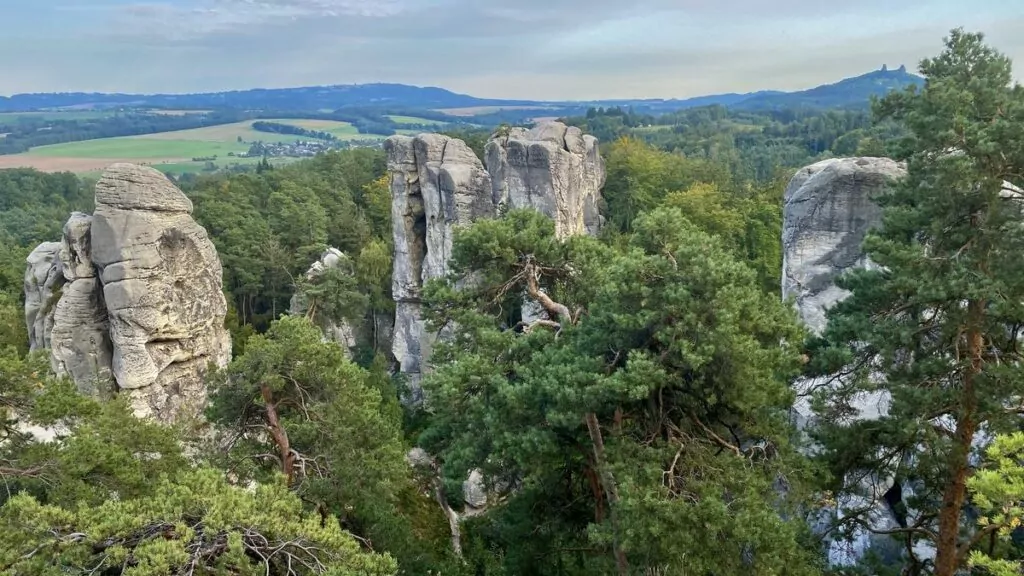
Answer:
[230, 140, 336, 158]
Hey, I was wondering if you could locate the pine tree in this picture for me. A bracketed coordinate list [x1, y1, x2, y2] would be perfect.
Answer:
[808, 29, 1024, 575]
[420, 208, 820, 575]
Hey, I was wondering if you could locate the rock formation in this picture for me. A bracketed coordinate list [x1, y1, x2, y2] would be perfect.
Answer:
[50, 212, 115, 398]
[25, 164, 231, 423]
[386, 122, 607, 399]
[782, 157, 905, 335]
[485, 122, 605, 238]
[386, 134, 495, 401]
[24, 242, 63, 352]
[782, 157, 909, 566]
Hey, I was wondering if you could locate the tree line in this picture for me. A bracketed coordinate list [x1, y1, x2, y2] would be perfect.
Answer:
[251, 121, 338, 141]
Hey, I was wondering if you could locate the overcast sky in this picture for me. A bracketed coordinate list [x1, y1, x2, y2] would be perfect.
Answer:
[2, 0, 1023, 100]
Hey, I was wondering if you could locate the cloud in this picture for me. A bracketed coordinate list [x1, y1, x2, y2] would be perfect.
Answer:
[2, 0, 1023, 98]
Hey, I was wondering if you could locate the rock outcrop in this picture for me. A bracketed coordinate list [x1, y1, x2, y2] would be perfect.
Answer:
[782, 157, 905, 335]
[485, 122, 605, 238]
[24, 242, 63, 352]
[386, 134, 495, 401]
[50, 212, 115, 398]
[25, 164, 231, 423]
[386, 122, 607, 400]
[782, 157, 908, 566]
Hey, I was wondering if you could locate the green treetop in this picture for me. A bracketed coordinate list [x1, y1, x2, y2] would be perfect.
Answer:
[419, 208, 820, 575]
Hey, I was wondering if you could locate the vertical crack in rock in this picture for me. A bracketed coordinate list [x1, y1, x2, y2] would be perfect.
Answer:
[386, 134, 493, 402]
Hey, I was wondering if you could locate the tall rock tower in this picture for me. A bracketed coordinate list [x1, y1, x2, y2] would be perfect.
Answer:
[782, 156, 908, 565]
[25, 164, 231, 423]
[386, 121, 606, 401]
[386, 134, 495, 402]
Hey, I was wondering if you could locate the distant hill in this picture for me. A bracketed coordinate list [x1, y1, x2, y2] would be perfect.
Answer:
[0, 83, 541, 113]
[730, 66, 924, 110]
[0, 67, 924, 115]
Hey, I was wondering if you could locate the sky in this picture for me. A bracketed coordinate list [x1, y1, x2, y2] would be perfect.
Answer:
[1, 0, 1023, 100]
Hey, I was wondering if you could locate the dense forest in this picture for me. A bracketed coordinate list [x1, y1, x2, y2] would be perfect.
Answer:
[252, 121, 339, 141]
[2, 29, 1024, 576]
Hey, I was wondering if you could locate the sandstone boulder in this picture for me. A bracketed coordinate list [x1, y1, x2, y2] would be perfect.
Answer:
[87, 163, 231, 422]
[463, 469, 488, 509]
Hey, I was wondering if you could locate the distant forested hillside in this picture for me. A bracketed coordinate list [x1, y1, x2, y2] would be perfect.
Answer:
[732, 66, 923, 110]
[0, 68, 923, 117]
[0, 83, 538, 113]
[562, 104, 903, 182]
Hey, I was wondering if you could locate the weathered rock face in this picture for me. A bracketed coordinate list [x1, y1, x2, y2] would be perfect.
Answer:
[782, 157, 906, 335]
[25, 164, 230, 423]
[782, 157, 908, 566]
[50, 212, 115, 398]
[24, 242, 63, 352]
[90, 164, 231, 422]
[386, 134, 495, 400]
[485, 122, 605, 238]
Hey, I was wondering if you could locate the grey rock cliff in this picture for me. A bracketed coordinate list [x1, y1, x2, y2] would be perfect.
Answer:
[24, 242, 63, 352]
[782, 157, 906, 335]
[485, 122, 605, 238]
[782, 157, 909, 566]
[50, 212, 115, 398]
[386, 134, 495, 401]
[25, 164, 230, 423]
[387, 122, 607, 400]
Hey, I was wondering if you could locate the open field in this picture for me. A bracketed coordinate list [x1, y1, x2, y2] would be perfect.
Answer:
[0, 119, 381, 174]
[386, 114, 449, 126]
